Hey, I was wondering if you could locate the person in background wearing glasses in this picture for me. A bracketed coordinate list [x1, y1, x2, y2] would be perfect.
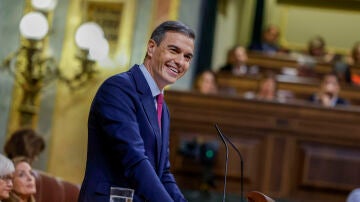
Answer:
[0, 153, 15, 201]
[4, 157, 36, 202]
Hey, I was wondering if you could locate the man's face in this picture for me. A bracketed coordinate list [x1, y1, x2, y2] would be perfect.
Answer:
[233, 47, 248, 65]
[264, 27, 279, 44]
[146, 32, 194, 89]
[322, 75, 339, 96]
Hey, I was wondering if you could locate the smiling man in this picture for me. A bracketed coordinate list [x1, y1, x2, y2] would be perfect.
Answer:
[78, 21, 195, 202]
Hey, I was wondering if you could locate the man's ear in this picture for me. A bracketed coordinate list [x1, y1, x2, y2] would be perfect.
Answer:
[147, 39, 157, 58]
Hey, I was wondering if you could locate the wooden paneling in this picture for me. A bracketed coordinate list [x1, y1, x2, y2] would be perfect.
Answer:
[247, 52, 331, 75]
[216, 73, 360, 105]
[166, 90, 360, 202]
[299, 142, 360, 190]
[247, 51, 360, 76]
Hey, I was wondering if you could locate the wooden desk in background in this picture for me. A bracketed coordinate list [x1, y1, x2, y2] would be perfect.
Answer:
[247, 52, 331, 75]
[216, 73, 360, 105]
[167, 90, 360, 202]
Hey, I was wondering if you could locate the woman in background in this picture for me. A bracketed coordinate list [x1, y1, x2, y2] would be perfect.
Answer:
[4, 128, 45, 165]
[257, 72, 277, 101]
[193, 70, 219, 95]
[0, 154, 14, 201]
[309, 73, 348, 107]
[4, 157, 36, 202]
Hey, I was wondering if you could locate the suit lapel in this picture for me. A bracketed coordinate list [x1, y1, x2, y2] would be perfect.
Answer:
[130, 65, 162, 165]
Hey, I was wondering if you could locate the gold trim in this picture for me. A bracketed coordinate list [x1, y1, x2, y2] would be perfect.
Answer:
[48, 0, 137, 182]
[7, 0, 39, 136]
[169, 0, 180, 20]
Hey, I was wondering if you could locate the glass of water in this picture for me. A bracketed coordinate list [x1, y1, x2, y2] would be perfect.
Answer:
[110, 187, 134, 202]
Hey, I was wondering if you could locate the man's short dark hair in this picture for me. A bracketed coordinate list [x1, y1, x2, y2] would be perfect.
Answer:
[150, 21, 195, 45]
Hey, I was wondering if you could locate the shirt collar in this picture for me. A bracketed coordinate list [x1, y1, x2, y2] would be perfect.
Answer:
[139, 64, 163, 97]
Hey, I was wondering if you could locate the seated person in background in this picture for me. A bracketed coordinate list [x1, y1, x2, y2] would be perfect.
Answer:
[345, 42, 360, 85]
[243, 72, 288, 101]
[0, 154, 15, 201]
[4, 157, 36, 202]
[218, 45, 258, 76]
[307, 36, 335, 63]
[193, 70, 218, 95]
[309, 73, 348, 107]
[332, 55, 351, 84]
[347, 42, 360, 67]
[4, 128, 45, 165]
[256, 72, 277, 101]
[248, 25, 281, 54]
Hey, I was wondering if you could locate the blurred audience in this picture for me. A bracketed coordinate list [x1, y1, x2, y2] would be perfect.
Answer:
[345, 42, 360, 85]
[219, 45, 258, 76]
[309, 73, 348, 107]
[248, 25, 281, 54]
[243, 72, 284, 101]
[307, 36, 335, 63]
[4, 157, 36, 202]
[4, 128, 45, 165]
[0, 154, 15, 201]
[332, 55, 351, 84]
[348, 42, 360, 66]
[256, 72, 277, 101]
[193, 70, 219, 95]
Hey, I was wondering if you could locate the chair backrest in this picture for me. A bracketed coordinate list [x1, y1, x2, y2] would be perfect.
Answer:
[33, 170, 80, 202]
[247, 191, 275, 202]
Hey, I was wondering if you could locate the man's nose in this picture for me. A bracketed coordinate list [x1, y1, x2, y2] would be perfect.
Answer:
[174, 54, 185, 66]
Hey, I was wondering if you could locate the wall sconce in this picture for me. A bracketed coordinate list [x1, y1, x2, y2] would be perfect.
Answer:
[31, 0, 58, 12]
[61, 22, 109, 89]
[1, 9, 109, 126]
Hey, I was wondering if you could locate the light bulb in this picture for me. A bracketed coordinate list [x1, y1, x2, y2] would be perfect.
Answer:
[88, 37, 109, 61]
[75, 22, 104, 50]
[19, 12, 49, 40]
[31, 0, 58, 11]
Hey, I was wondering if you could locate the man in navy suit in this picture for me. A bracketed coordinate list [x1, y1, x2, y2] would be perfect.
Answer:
[78, 21, 195, 202]
[309, 73, 349, 107]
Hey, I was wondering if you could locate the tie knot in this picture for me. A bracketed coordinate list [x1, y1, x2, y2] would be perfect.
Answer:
[157, 93, 164, 105]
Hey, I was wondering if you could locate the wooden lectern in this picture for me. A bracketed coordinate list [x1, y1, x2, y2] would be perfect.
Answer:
[247, 191, 275, 202]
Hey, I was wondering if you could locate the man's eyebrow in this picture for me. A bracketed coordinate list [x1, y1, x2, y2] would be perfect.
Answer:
[168, 45, 193, 57]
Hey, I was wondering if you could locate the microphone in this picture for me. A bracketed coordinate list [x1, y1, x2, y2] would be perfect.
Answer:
[215, 124, 228, 202]
[215, 124, 245, 202]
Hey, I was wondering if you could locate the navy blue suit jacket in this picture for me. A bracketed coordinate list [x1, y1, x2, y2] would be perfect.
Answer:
[78, 65, 186, 202]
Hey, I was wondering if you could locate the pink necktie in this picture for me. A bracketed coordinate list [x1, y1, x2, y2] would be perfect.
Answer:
[156, 93, 164, 128]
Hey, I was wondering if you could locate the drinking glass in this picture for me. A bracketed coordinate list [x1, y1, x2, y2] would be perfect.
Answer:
[110, 187, 134, 202]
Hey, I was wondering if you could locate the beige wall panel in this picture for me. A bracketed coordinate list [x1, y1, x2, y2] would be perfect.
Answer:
[282, 7, 360, 53]
[265, 1, 360, 54]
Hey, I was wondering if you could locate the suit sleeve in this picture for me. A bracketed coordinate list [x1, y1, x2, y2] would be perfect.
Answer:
[161, 150, 187, 202]
[94, 77, 174, 201]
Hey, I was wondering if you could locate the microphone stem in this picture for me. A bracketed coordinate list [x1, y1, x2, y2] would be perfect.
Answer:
[241, 160, 244, 202]
[221, 130, 245, 202]
[215, 124, 228, 202]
